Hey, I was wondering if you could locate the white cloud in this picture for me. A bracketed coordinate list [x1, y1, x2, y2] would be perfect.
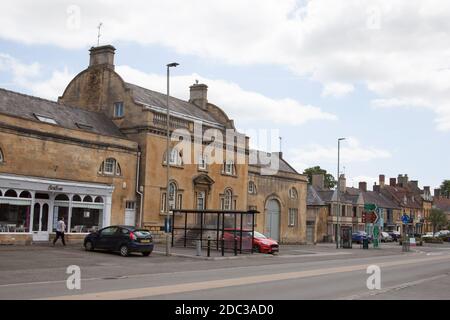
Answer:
[287, 137, 391, 172]
[3, 0, 450, 129]
[0, 53, 41, 86]
[116, 65, 336, 126]
[30, 68, 75, 100]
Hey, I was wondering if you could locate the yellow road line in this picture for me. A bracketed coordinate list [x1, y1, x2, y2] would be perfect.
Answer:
[43, 255, 450, 300]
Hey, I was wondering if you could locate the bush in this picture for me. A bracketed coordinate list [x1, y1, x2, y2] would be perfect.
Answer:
[424, 237, 444, 244]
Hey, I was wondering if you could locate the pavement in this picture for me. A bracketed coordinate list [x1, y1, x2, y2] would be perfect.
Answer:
[1, 241, 449, 299]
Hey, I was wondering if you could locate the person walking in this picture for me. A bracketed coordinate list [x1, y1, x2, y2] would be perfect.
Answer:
[53, 217, 66, 246]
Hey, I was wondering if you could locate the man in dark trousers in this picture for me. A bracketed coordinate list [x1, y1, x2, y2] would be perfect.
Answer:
[53, 217, 66, 246]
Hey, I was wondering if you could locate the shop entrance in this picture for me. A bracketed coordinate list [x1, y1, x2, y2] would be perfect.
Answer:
[32, 200, 51, 241]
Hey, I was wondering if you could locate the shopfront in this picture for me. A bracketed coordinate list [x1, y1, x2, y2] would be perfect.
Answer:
[0, 173, 114, 244]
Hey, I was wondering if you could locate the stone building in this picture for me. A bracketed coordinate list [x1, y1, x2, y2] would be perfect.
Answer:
[0, 45, 307, 244]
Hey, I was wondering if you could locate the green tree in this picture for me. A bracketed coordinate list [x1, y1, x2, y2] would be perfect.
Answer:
[428, 208, 448, 233]
[440, 180, 450, 198]
[303, 166, 336, 189]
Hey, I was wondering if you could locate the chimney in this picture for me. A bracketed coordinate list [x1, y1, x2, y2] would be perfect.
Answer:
[359, 181, 367, 192]
[379, 174, 385, 187]
[424, 186, 430, 195]
[409, 180, 418, 189]
[373, 184, 381, 192]
[397, 174, 408, 187]
[339, 174, 346, 193]
[189, 82, 208, 111]
[89, 45, 116, 69]
[434, 188, 441, 198]
[312, 174, 325, 190]
[390, 178, 396, 187]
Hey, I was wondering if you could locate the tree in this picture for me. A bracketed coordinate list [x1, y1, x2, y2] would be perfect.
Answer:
[428, 208, 448, 233]
[303, 166, 336, 189]
[440, 180, 450, 198]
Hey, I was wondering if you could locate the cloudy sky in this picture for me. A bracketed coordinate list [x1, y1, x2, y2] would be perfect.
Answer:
[0, 0, 448, 189]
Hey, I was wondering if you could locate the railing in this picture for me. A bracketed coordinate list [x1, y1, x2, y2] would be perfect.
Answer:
[153, 113, 190, 129]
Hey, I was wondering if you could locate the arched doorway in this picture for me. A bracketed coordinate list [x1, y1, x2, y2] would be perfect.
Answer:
[266, 199, 280, 241]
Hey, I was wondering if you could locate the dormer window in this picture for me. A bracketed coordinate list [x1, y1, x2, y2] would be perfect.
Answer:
[114, 102, 124, 118]
[76, 123, 93, 130]
[34, 114, 57, 125]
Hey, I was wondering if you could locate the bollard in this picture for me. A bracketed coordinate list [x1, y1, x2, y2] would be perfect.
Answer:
[234, 237, 238, 256]
[221, 238, 225, 256]
[166, 233, 171, 256]
[196, 240, 202, 256]
[207, 237, 211, 257]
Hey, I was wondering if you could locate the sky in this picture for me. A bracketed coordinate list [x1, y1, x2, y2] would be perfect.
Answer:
[0, 0, 449, 190]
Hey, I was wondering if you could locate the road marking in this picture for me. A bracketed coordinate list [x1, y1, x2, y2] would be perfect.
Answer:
[41, 255, 450, 300]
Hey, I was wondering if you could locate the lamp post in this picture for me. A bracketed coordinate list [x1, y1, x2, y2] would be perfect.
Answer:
[336, 137, 346, 249]
[165, 62, 179, 256]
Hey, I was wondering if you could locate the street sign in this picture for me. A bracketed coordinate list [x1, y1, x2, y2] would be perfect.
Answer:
[364, 203, 377, 211]
[401, 214, 410, 224]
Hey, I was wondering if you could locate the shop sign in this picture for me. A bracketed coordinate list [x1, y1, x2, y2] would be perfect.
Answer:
[48, 185, 63, 191]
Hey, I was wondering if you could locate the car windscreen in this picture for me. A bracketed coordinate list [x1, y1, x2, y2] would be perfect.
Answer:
[133, 229, 152, 237]
[252, 231, 267, 239]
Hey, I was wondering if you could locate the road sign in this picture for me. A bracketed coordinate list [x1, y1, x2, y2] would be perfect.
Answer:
[401, 214, 410, 224]
[364, 203, 377, 211]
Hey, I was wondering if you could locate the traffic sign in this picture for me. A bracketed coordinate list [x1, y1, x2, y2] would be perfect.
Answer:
[401, 214, 410, 224]
[364, 203, 377, 211]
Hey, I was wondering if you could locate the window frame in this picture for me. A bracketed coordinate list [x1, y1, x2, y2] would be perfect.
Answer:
[223, 160, 235, 175]
[0, 148, 3, 163]
[113, 102, 124, 118]
[288, 208, 298, 227]
[34, 113, 57, 125]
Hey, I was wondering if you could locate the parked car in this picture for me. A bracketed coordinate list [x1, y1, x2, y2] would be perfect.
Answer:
[84, 225, 154, 257]
[223, 229, 279, 254]
[437, 230, 450, 237]
[352, 231, 372, 244]
[388, 231, 401, 242]
[422, 232, 434, 239]
[380, 231, 393, 242]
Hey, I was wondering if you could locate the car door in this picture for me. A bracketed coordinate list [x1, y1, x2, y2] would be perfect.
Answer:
[96, 226, 119, 250]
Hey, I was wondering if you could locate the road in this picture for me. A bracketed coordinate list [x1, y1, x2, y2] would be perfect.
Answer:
[0, 243, 450, 300]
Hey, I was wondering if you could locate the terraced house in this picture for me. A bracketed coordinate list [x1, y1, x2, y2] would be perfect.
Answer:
[0, 45, 307, 245]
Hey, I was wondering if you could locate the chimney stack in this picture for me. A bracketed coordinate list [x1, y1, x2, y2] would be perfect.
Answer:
[89, 45, 116, 69]
[312, 174, 325, 190]
[434, 188, 441, 198]
[359, 181, 367, 192]
[397, 174, 409, 187]
[373, 184, 381, 192]
[379, 174, 385, 187]
[409, 180, 418, 189]
[390, 178, 396, 187]
[424, 186, 430, 195]
[339, 174, 346, 193]
[189, 82, 208, 111]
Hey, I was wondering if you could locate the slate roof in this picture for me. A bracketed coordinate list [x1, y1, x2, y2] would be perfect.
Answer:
[307, 185, 325, 206]
[249, 150, 299, 175]
[381, 185, 422, 209]
[0, 88, 124, 138]
[434, 198, 450, 213]
[361, 190, 400, 209]
[125, 83, 223, 126]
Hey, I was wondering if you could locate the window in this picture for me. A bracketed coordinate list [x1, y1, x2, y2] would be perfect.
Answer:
[34, 114, 57, 125]
[100, 226, 118, 236]
[198, 154, 208, 170]
[161, 181, 181, 212]
[114, 102, 124, 118]
[99, 158, 121, 176]
[76, 123, 93, 130]
[288, 208, 298, 227]
[0, 204, 31, 233]
[353, 206, 357, 218]
[248, 181, 256, 194]
[126, 201, 135, 210]
[177, 194, 183, 210]
[289, 187, 298, 199]
[221, 189, 233, 210]
[196, 191, 206, 210]
[0, 148, 3, 163]
[164, 149, 183, 166]
[223, 160, 235, 175]
[341, 205, 346, 217]
[161, 192, 167, 213]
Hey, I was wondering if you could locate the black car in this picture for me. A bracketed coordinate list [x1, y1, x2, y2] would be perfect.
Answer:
[388, 231, 401, 242]
[84, 225, 154, 257]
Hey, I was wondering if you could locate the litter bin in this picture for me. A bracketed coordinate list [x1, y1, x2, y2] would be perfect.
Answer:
[362, 238, 369, 249]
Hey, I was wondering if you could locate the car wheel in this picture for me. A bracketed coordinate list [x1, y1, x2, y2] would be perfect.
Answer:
[142, 252, 151, 257]
[253, 245, 260, 253]
[119, 245, 129, 257]
[84, 240, 94, 251]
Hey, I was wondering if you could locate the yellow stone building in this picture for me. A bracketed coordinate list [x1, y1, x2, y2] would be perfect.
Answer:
[0, 45, 307, 245]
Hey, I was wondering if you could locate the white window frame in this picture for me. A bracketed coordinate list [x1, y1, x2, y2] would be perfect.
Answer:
[222, 189, 233, 210]
[0, 149, 3, 163]
[198, 154, 207, 170]
[224, 160, 234, 175]
[35, 114, 57, 125]
[248, 181, 256, 194]
[103, 158, 115, 175]
[196, 191, 206, 210]
[288, 208, 298, 227]
[114, 102, 124, 118]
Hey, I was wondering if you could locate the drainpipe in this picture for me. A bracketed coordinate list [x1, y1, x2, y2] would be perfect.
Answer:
[135, 151, 144, 227]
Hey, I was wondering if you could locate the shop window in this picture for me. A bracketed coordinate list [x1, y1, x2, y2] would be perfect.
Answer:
[289, 187, 298, 199]
[95, 196, 104, 203]
[0, 203, 31, 233]
[55, 194, 69, 201]
[99, 158, 121, 176]
[70, 208, 103, 233]
[19, 191, 32, 198]
[72, 195, 82, 202]
[0, 190, 2, 197]
[83, 195, 93, 202]
[4, 189, 17, 197]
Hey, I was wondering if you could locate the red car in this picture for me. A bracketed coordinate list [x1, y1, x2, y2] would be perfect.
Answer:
[223, 229, 279, 254]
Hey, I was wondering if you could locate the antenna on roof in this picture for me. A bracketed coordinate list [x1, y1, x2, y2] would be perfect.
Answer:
[97, 22, 103, 47]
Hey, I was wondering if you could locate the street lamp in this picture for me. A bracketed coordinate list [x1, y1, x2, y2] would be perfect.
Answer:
[165, 62, 179, 256]
[336, 137, 346, 249]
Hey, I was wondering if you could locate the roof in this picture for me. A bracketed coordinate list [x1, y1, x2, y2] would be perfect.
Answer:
[0, 88, 124, 138]
[361, 190, 400, 209]
[381, 185, 422, 209]
[249, 150, 299, 175]
[125, 83, 223, 126]
[307, 185, 325, 206]
[434, 198, 450, 212]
